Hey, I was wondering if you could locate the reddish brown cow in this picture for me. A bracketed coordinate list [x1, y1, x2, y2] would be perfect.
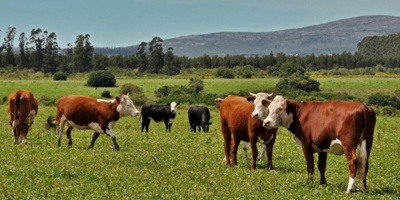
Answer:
[262, 95, 376, 193]
[215, 93, 277, 170]
[56, 94, 139, 150]
[8, 90, 38, 144]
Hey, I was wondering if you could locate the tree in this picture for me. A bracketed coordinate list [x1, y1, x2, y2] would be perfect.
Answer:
[27, 28, 45, 71]
[18, 32, 29, 68]
[162, 47, 180, 75]
[2, 27, 17, 67]
[148, 36, 163, 73]
[42, 31, 60, 73]
[136, 42, 148, 72]
[72, 34, 93, 72]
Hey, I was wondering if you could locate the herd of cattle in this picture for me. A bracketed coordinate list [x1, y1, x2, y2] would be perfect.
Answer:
[7, 89, 376, 194]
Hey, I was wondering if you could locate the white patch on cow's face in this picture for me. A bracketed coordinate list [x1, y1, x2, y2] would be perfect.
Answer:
[117, 95, 140, 117]
[170, 101, 177, 113]
[250, 92, 273, 120]
[263, 95, 293, 129]
[312, 138, 344, 155]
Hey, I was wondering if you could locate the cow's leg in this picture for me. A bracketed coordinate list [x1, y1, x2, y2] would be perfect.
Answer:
[66, 126, 73, 147]
[318, 152, 327, 184]
[265, 140, 275, 170]
[344, 147, 358, 194]
[105, 128, 120, 151]
[222, 128, 231, 166]
[88, 132, 101, 149]
[19, 123, 29, 144]
[13, 126, 19, 144]
[242, 142, 249, 161]
[57, 116, 67, 147]
[231, 137, 240, 166]
[302, 146, 315, 183]
[249, 138, 258, 170]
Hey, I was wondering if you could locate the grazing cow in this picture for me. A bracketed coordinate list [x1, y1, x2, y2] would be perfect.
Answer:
[188, 106, 212, 132]
[215, 93, 277, 170]
[56, 94, 139, 150]
[140, 101, 178, 132]
[7, 90, 38, 144]
[261, 95, 376, 194]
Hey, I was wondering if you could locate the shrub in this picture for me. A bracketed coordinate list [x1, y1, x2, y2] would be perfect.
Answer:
[53, 71, 68, 81]
[87, 71, 116, 87]
[367, 93, 400, 109]
[276, 76, 320, 92]
[119, 83, 147, 106]
[101, 90, 112, 98]
[380, 106, 398, 117]
[215, 68, 234, 78]
[39, 95, 56, 106]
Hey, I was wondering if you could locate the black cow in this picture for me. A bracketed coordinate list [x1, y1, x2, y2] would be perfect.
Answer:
[188, 106, 212, 132]
[140, 101, 178, 132]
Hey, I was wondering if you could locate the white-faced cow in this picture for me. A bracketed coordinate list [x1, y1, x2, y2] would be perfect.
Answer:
[215, 93, 277, 170]
[8, 90, 38, 144]
[188, 106, 212, 132]
[261, 95, 376, 194]
[56, 94, 139, 150]
[140, 101, 178, 133]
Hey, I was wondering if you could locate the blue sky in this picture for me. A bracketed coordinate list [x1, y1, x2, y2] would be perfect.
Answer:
[1, 0, 400, 48]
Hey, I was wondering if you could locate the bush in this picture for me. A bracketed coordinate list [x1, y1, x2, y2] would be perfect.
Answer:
[367, 93, 400, 109]
[101, 90, 112, 98]
[87, 71, 116, 87]
[380, 106, 398, 117]
[53, 71, 68, 81]
[276, 76, 320, 92]
[119, 83, 147, 106]
[215, 68, 234, 78]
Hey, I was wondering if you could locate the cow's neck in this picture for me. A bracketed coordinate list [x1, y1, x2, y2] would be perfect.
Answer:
[287, 101, 302, 136]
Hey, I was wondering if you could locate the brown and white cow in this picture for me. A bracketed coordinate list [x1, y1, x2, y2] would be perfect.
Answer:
[215, 93, 277, 170]
[8, 90, 38, 144]
[261, 95, 376, 193]
[56, 94, 139, 150]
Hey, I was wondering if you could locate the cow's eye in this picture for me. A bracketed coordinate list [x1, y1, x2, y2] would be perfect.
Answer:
[278, 107, 283, 111]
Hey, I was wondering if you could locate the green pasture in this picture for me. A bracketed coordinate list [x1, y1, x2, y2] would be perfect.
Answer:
[0, 77, 400, 199]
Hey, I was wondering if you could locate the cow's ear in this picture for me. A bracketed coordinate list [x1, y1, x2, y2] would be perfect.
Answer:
[115, 96, 121, 103]
[246, 96, 255, 102]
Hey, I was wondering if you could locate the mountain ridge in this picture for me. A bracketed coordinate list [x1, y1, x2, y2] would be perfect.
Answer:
[96, 15, 400, 57]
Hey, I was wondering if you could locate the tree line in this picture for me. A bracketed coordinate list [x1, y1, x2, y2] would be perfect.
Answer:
[1, 27, 400, 75]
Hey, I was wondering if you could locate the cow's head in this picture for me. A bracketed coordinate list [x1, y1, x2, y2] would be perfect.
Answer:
[116, 94, 140, 117]
[169, 101, 178, 114]
[262, 95, 293, 129]
[247, 92, 273, 120]
[202, 121, 212, 132]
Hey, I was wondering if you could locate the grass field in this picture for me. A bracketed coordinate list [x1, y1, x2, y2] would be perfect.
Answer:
[0, 77, 399, 199]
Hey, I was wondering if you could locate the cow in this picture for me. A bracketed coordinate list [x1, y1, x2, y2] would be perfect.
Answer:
[140, 101, 178, 132]
[56, 94, 139, 150]
[261, 95, 376, 194]
[188, 106, 212, 132]
[215, 93, 278, 170]
[7, 90, 38, 144]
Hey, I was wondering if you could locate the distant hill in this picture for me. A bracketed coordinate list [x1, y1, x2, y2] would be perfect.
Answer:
[95, 15, 400, 57]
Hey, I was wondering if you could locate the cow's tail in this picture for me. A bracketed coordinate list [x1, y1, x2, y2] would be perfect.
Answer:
[12, 92, 22, 129]
[356, 105, 376, 180]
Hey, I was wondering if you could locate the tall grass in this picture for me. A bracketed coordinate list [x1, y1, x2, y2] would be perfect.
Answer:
[0, 78, 399, 199]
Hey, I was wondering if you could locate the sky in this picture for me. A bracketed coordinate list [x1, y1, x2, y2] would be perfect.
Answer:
[1, 0, 400, 48]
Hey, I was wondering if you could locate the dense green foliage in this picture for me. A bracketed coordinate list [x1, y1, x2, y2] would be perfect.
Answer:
[119, 83, 147, 105]
[53, 71, 67, 81]
[1, 27, 400, 77]
[86, 71, 116, 87]
[358, 33, 400, 56]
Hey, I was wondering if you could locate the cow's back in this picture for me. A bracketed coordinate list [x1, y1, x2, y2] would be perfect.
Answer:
[218, 95, 252, 139]
[8, 90, 38, 126]
[57, 95, 113, 126]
